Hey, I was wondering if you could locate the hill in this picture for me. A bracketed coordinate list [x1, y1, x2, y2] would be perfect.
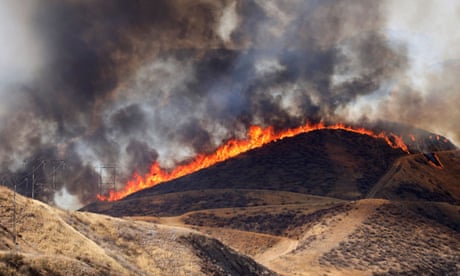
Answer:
[9, 190, 458, 275]
[84, 129, 460, 218]
[368, 150, 460, 204]
[116, 129, 406, 199]
[5, 128, 453, 275]
[128, 198, 460, 275]
[80, 128, 460, 275]
[0, 186, 275, 275]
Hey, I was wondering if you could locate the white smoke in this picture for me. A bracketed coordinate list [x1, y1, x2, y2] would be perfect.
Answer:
[217, 1, 239, 43]
[0, 1, 44, 119]
[338, 0, 460, 145]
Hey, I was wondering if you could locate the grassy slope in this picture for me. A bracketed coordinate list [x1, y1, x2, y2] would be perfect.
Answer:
[3, 182, 459, 275]
[152, 199, 459, 275]
[82, 189, 344, 217]
[0, 186, 276, 275]
[368, 150, 460, 203]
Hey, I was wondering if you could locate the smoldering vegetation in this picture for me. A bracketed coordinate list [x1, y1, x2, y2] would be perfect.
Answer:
[0, 0, 457, 207]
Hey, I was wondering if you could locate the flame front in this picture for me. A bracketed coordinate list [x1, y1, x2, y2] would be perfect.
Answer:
[97, 122, 410, 201]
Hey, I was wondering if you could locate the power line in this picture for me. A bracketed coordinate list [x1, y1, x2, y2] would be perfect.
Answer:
[0, 159, 66, 252]
[23, 158, 66, 199]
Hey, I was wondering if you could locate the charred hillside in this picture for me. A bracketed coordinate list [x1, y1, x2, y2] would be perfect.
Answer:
[83, 129, 404, 214]
[126, 129, 405, 199]
[83, 128, 460, 218]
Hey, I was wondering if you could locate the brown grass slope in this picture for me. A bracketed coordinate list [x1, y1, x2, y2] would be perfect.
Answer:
[0, 186, 276, 275]
[368, 150, 460, 204]
[159, 199, 459, 275]
[181, 199, 348, 238]
[83, 189, 344, 217]
[319, 200, 459, 275]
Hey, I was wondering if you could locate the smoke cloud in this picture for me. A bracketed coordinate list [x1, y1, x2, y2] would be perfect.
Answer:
[0, 0, 457, 209]
[341, 0, 460, 145]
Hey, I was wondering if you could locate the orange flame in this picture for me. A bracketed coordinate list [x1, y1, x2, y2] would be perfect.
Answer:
[97, 122, 410, 201]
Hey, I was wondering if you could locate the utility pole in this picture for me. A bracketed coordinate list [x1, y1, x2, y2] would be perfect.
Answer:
[52, 165, 56, 190]
[32, 169, 35, 199]
[13, 178, 17, 252]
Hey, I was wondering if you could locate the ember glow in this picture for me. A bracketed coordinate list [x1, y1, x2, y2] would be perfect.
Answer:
[97, 122, 409, 201]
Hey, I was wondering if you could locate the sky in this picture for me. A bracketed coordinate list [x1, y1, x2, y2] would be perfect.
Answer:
[0, 0, 459, 209]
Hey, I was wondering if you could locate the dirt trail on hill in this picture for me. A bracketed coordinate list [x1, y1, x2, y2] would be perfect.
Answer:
[146, 201, 385, 275]
[366, 157, 404, 198]
[265, 200, 384, 275]
[256, 238, 298, 263]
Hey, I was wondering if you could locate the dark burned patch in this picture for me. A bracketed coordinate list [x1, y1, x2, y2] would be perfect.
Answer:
[181, 233, 278, 276]
[82, 190, 251, 217]
[395, 181, 456, 203]
[126, 130, 405, 201]
[183, 203, 352, 238]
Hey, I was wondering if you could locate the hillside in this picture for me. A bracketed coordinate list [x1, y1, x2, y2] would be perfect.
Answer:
[79, 129, 460, 275]
[118, 129, 406, 199]
[5, 129, 457, 275]
[129, 198, 460, 275]
[368, 150, 460, 204]
[13, 183, 460, 275]
[84, 129, 460, 218]
[84, 189, 345, 218]
[0, 186, 275, 275]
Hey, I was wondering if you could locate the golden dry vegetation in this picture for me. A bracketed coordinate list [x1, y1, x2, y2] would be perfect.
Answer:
[0, 186, 275, 275]
[3, 181, 459, 275]
[368, 150, 460, 203]
[152, 198, 459, 275]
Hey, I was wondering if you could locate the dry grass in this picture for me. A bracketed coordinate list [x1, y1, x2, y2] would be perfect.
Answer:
[190, 226, 283, 258]
[82, 188, 343, 217]
[3, 186, 458, 275]
[183, 202, 349, 238]
[320, 203, 460, 275]
[0, 186, 276, 275]
[369, 150, 460, 203]
[169, 199, 459, 276]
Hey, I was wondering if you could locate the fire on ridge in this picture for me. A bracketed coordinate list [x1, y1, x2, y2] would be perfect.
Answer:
[97, 121, 411, 202]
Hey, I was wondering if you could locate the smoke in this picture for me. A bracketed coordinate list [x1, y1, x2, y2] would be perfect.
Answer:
[340, 0, 460, 145]
[0, 0, 457, 209]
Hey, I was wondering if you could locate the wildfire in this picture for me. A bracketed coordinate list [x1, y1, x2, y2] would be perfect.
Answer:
[97, 122, 410, 201]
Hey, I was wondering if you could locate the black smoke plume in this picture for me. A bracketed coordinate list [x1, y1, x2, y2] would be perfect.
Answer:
[0, 0, 455, 208]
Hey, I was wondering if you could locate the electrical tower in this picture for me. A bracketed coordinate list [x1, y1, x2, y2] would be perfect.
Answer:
[23, 158, 66, 199]
[98, 164, 118, 197]
[47, 160, 66, 191]
[0, 159, 65, 252]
